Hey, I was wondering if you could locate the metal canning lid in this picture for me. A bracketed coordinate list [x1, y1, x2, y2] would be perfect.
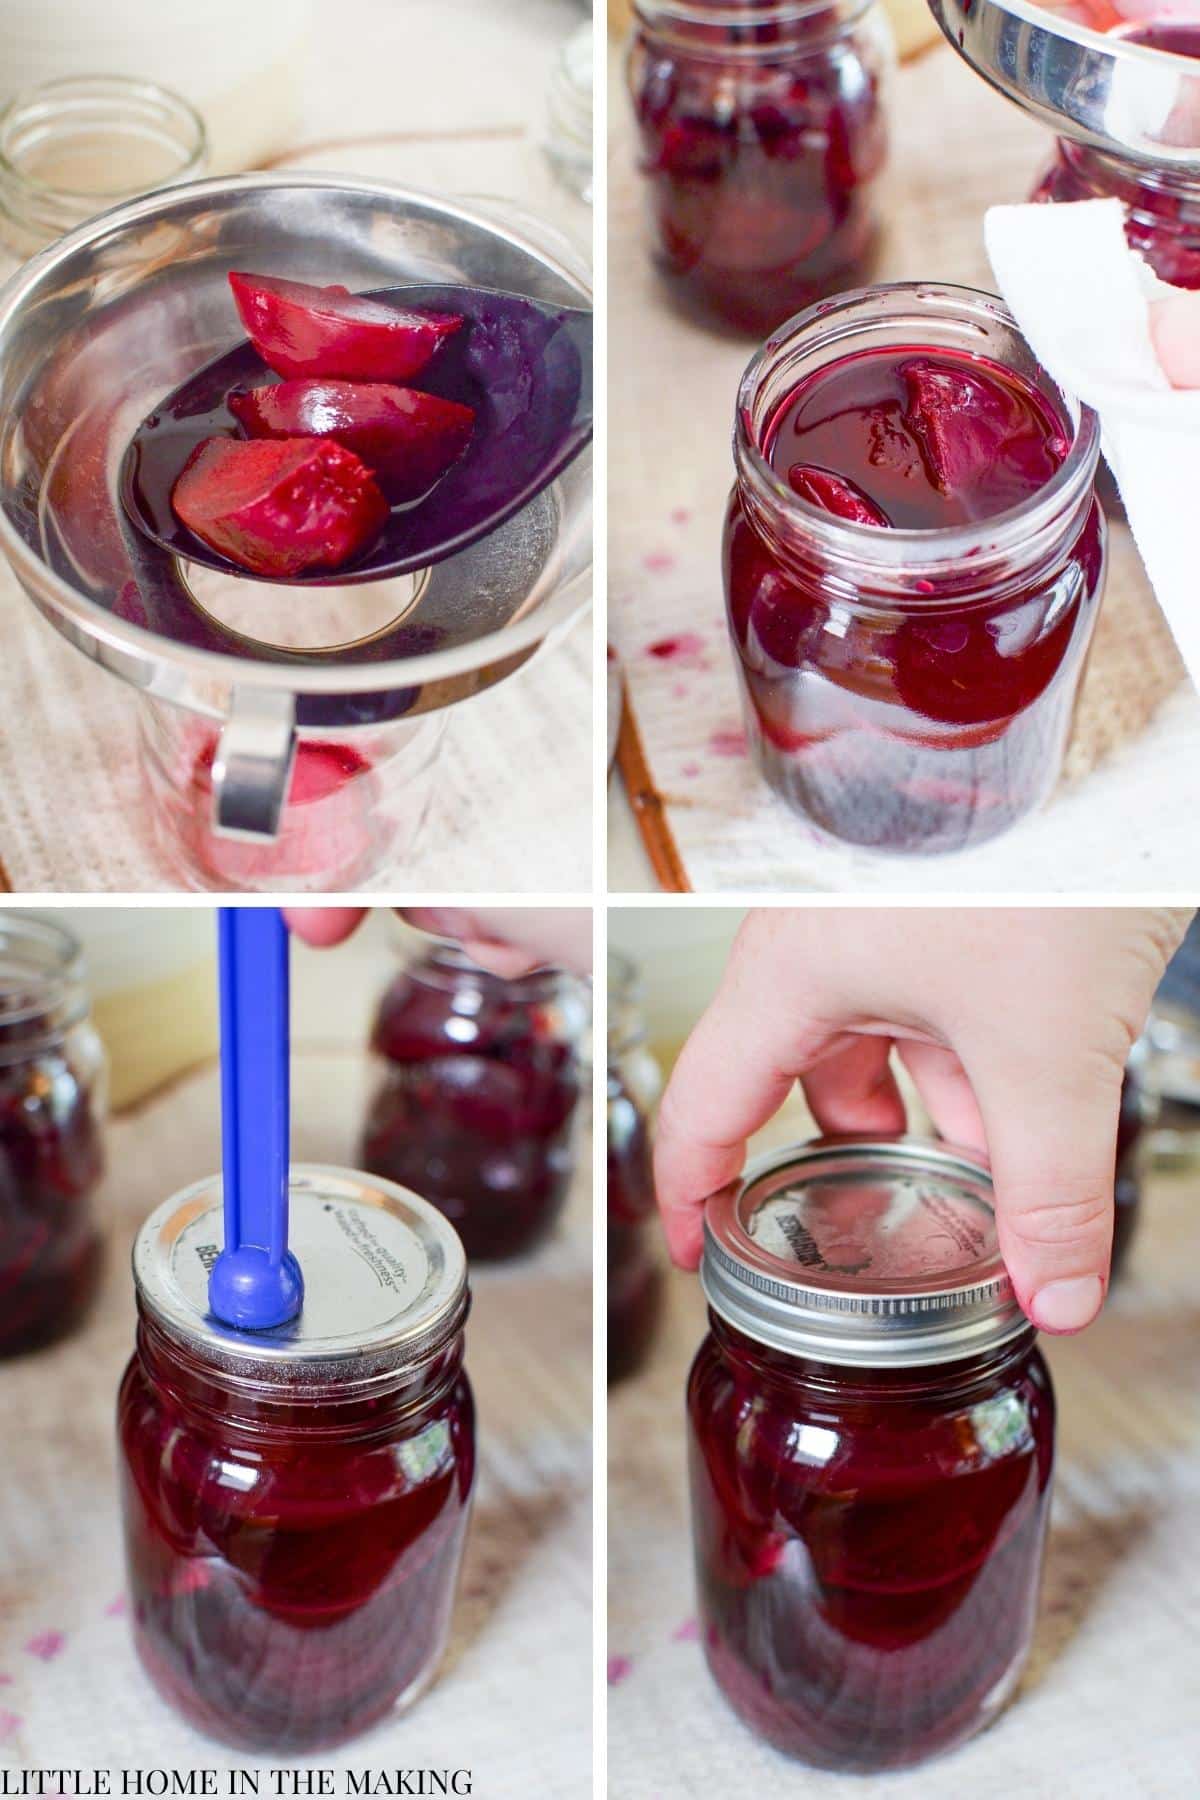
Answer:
[701, 1136, 1029, 1368]
[132, 1164, 468, 1387]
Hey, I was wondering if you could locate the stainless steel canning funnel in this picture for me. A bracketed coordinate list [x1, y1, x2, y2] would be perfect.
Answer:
[0, 174, 592, 838]
[929, 0, 1200, 166]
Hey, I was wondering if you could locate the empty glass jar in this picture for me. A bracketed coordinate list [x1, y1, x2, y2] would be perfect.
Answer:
[627, 0, 892, 334]
[118, 1167, 474, 1752]
[0, 913, 106, 1358]
[362, 939, 585, 1260]
[689, 1136, 1055, 1771]
[608, 952, 664, 1384]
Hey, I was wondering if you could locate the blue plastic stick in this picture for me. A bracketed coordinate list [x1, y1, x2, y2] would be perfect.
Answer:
[209, 907, 304, 1330]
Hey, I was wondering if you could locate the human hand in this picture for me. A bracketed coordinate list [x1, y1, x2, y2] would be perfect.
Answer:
[284, 905, 592, 978]
[654, 907, 1188, 1333]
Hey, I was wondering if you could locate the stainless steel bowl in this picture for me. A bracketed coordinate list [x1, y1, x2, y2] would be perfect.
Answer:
[0, 173, 592, 833]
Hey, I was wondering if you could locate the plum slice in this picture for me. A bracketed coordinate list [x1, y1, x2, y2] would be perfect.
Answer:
[228, 273, 463, 382]
[171, 436, 388, 577]
[228, 380, 475, 503]
[787, 463, 891, 527]
[901, 358, 1068, 511]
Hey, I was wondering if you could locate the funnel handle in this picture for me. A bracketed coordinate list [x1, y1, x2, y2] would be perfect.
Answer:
[211, 688, 297, 839]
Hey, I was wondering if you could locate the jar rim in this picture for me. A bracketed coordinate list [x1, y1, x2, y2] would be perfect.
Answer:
[405, 934, 570, 998]
[733, 281, 1102, 596]
[0, 74, 207, 215]
[701, 1134, 1032, 1367]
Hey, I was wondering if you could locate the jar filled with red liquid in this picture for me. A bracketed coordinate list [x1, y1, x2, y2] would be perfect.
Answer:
[627, 0, 892, 335]
[724, 284, 1106, 853]
[689, 1136, 1055, 1771]
[608, 952, 663, 1384]
[362, 940, 585, 1261]
[118, 1166, 474, 1753]
[0, 914, 106, 1358]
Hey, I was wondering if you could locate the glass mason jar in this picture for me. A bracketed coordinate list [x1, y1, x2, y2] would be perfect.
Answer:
[0, 914, 107, 1358]
[627, 0, 892, 335]
[139, 700, 447, 894]
[361, 941, 585, 1261]
[0, 75, 206, 265]
[724, 284, 1107, 854]
[118, 1167, 474, 1754]
[608, 952, 664, 1384]
[1143, 914, 1200, 1146]
[689, 1136, 1055, 1772]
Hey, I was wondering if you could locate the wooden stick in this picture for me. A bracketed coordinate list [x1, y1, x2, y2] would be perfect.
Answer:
[615, 681, 691, 893]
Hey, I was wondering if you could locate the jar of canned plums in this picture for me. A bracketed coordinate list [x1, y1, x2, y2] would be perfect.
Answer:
[118, 1166, 474, 1753]
[725, 283, 1107, 854]
[0, 914, 106, 1358]
[627, 0, 892, 335]
[361, 939, 585, 1261]
[608, 952, 664, 1383]
[689, 1136, 1055, 1771]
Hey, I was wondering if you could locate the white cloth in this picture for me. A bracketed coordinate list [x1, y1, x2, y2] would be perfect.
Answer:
[987, 197, 1200, 692]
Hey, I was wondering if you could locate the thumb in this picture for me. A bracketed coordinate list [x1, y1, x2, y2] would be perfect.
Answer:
[967, 1048, 1124, 1334]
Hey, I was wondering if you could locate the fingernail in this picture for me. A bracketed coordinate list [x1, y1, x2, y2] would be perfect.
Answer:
[1031, 1275, 1103, 1334]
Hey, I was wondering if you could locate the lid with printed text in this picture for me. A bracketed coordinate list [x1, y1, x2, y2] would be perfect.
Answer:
[702, 1136, 1030, 1368]
[133, 1164, 468, 1387]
